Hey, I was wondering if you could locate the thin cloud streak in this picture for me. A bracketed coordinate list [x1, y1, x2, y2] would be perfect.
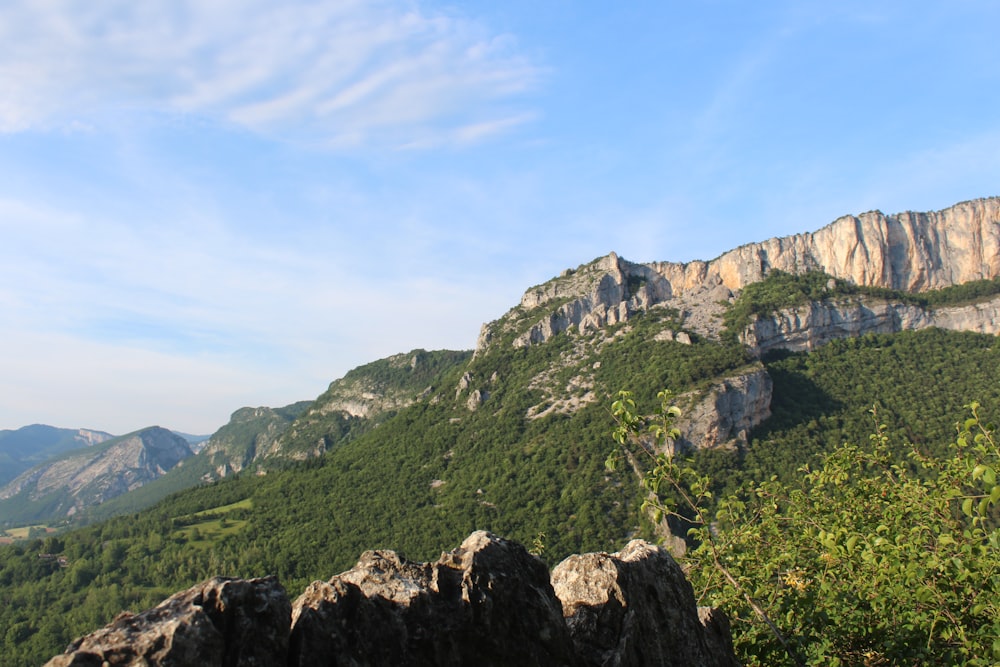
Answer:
[0, 0, 540, 146]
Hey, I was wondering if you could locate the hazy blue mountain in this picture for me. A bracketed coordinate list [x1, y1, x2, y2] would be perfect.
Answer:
[0, 425, 114, 487]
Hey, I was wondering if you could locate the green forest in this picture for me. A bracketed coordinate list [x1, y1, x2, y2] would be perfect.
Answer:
[2, 271, 999, 665]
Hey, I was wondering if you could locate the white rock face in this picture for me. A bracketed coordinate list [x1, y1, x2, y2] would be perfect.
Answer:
[743, 295, 1000, 355]
[478, 198, 1000, 354]
[676, 369, 774, 451]
[652, 197, 1000, 293]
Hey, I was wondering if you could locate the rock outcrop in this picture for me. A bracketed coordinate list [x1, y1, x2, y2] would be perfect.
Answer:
[676, 369, 773, 451]
[553, 539, 740, 667]
[290, 531, 578, 666]
[742, 294, 1000, 355]
[46, 576, 290, 667]
[46, 532, 740, 667]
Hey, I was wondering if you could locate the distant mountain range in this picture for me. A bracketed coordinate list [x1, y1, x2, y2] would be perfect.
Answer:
[0, 425, 114, 487]
[0, 427, 194, 525]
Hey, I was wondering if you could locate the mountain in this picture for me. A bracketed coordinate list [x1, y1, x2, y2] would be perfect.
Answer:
[266, 349, 473, 460]
[3, 197, 1000, 664]
[0, 426, 193, 526]
[0, 425, 114, 487]
[479, 197, 1000, 352]
[74, 350, 473, 522]
[36, 199, 1000, 527]
[190, 349, 471, 478]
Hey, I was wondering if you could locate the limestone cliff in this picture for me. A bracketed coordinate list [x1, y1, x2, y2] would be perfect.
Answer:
[692, 197, 1000, 293]
[477, 198, 1000, 355]
[676, 368, 774, 451]
[741, 294, 1000, 355]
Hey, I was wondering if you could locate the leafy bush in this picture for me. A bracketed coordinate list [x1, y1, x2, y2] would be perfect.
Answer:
[610, 390, 1000, 666]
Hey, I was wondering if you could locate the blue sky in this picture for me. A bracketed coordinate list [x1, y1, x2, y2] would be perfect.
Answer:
[2, 1, 999, 435]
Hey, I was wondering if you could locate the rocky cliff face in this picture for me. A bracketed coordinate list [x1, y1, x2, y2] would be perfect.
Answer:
[652, 197, 1000, 294]
[0, 426, 193, 518]
[741, 294, 1000, 355]
[46, 531, 739, 667]
[676, 369, 774, 451]
[477, 198, 1000, 355]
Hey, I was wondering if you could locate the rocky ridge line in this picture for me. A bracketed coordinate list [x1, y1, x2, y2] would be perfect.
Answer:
[46, 531, 739, 667]
[477, 198, 1000, 355]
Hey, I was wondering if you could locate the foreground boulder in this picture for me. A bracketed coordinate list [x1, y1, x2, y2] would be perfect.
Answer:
[47, 531, 739, 666]
[45, 576, 290, 666]
[553, 539, 740, 667]
[290, 531, 578, 666]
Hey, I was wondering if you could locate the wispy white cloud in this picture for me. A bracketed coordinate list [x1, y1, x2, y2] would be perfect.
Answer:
[0, 0, 541, 147]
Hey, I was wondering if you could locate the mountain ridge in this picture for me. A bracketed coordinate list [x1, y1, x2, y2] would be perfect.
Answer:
[4, 197, 999, 528]
[3, 197, 1000, 664]
[0, 425, 115, 487]
[478, 197, 1000, 355]
[0, 426, 193, 525]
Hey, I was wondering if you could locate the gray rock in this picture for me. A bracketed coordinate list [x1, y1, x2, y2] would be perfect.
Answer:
[676, 369, 773, 451]
[742, 295, 1000, 355]
[289, 531, 580, 667]
[45, 576, 290, 667]
[552, 539, 740, 667]
[46, 533, 739, 667]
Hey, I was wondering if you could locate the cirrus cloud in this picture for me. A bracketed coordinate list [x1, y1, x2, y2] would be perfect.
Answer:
[0, 0, 541, 147]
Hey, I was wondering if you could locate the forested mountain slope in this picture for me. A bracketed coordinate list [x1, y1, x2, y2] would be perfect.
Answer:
[2, 198, 1000, 663]
[4, 325, 999, 662]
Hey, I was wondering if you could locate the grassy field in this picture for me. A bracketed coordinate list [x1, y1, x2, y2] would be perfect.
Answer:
[172, 498, 253, 548]
[0, 524, 56, 544]
[191, 498, 252, 517]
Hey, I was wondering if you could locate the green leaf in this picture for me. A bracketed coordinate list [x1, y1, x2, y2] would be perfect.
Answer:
[962, 497, 975, 517]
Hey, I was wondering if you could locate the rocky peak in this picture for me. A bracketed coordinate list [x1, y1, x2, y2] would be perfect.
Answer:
[476, 253, 676, 354]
